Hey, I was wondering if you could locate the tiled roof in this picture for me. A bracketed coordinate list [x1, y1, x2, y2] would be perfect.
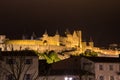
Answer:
[85, 56, 120, 63]
[42, 69, 94, 76]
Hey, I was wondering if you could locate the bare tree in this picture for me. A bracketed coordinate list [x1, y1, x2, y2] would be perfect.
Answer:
[0, 50, 39, 80]
[39, 60, 56, 80]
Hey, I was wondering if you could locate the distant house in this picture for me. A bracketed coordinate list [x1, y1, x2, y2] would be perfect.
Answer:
[1, 50, 120, 80]
[81, 56, 120, 80]
[39, 56, 120, 80]
[39, 56, 92, 80]
[0, 50, 39, 80]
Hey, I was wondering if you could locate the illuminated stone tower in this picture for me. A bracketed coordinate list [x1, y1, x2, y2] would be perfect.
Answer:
[77, 30, 82, 49]
[65, 29, 73, 47]
[72, 30, 82, 48]
[43, 30, 48, 37]
[0, 35, 6, 43]
[0, 35, 6, 51]
[54, 30, 60, 46]
[72, 30, 80, 47]
[88, 37, 94, 48]
[42, 30, 48, 41]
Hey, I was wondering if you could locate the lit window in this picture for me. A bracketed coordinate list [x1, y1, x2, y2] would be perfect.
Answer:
[64, 77, 73, 80]
[25, 59, 32, 64]
[109, 65, 113, 71]
[99, 76, 104, 80]
[99, 65, 103, 70]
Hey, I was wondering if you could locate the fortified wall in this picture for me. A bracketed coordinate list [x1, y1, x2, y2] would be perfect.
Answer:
[0, 30, 86, 53]
[0, 30, 119, 56]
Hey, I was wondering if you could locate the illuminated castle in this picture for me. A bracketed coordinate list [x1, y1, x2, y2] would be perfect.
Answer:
[0, 30, 119, 56]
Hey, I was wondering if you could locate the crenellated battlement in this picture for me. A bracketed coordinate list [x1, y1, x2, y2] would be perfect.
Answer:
[0, 30, 119, 57]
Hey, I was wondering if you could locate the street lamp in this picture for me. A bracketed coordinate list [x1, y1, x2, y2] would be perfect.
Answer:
[64, 77, 73, 80]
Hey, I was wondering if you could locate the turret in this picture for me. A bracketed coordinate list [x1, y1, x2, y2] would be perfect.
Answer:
[43, 30, 48, 37]
[88, 37, 94, 48]
[73, 31, 78, 38]
[55, 30, 59, 36]
[65, 29, 71, 36]
[0, 35, 6, 43]
[76, 30, 82, 48]
[31, 32, 36, 40]
[55, 30, 60, 46]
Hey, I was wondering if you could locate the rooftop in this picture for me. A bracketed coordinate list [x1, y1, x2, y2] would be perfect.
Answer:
[0, 50, 38, 56]
[84, 56, 120, 63]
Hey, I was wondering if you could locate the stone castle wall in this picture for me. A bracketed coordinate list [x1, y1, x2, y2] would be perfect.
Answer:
[1, 30, 119, 56]
[0, 30, 84, 53]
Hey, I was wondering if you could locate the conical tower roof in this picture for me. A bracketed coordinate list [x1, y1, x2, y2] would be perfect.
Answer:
[43, 30, 48, 37]
[73, 30, 78, 37]
[31, 32, 37, 39]
[55, 30, 59, 35]
[65, 29, 71, 35]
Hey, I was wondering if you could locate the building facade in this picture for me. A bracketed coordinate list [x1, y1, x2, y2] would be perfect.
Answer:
[0, 50, 39, 80]
[1, 50, 120, 80]
[81, 57, 120, 80]
[39, 56, 120, 80]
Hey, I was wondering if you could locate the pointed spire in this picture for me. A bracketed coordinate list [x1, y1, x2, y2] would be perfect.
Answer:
[65, 29, 71, 35]
[73, 30, 77, 37]
[22, 34, 26, 40]
[31, 32, 37, 40]
[89, 36, 93, 42]
[44, 30, 48, 35]
[43, 30, 48, 37]
[55, 30, 59, 35]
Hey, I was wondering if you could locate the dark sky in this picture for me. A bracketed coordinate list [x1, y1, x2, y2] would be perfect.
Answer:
[0, 0, 120, 47]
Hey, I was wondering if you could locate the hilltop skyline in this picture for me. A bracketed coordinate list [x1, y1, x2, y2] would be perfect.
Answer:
[0, 0, 120, 47]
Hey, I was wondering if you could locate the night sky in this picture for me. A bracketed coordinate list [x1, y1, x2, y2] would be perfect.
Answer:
[0, 0, 120, 47]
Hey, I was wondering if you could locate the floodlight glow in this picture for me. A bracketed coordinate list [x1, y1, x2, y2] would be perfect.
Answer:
[64, 77, 73, 80]
[65, 77, 68, 80]
[69, 77, 72, 80]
